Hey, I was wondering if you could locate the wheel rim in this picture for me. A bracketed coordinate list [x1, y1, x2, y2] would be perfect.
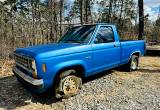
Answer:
[62, 76, 80, 96]
[131, 58, 138, 70]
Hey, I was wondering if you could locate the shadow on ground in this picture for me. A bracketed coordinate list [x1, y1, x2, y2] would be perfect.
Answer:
[83, 70, 113, 83]
[146, 49, 160, 56]
[0, 70, 114, 109]
[0, 76, 60, 109]
[138, 68, 160, 73]
[1, 65, 158, 109]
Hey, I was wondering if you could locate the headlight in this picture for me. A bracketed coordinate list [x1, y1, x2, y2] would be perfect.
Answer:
[31, 60, 36, 70]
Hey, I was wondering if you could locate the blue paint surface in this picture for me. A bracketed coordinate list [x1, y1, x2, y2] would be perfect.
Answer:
[14, 24, 145, 93]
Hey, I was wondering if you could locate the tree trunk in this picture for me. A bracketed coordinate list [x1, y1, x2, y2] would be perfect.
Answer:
[108, 0, 113, 23]
[60, 0, 64, 37]
[85, 0, 88, 23]
[31, 0, 36, 45]
[119, 0, 124, 26]
[138, 0, 144, 40]
[48, 0, 56, 42]
[38, 4, 44, 44]
[79, 0, 84, 25]
[53, 0, 58, 42]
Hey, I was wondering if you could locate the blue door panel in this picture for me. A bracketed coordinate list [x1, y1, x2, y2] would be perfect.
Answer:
[89, 43, 120, 76]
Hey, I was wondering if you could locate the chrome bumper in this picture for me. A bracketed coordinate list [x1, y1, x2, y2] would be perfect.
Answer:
[13, 67, 44, 87]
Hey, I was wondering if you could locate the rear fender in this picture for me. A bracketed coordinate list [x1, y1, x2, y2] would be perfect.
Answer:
[129, 50, 141, 61]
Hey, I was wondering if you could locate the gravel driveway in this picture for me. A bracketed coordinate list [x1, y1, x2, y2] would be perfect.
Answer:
[0, 57, 160, 110]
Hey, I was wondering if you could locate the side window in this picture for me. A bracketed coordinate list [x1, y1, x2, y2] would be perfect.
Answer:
[94, 26, 115, 44]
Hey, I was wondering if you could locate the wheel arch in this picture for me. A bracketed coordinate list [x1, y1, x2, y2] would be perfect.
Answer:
[55, 64, 85, 78]
[129, 51, 141, 61]
[51, 64, 85, 89]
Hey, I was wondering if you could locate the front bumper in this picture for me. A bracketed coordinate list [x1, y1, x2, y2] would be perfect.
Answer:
[13, 66, 44, 91]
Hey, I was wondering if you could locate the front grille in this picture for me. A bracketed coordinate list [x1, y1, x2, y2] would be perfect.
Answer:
[14, 53, 33, 71]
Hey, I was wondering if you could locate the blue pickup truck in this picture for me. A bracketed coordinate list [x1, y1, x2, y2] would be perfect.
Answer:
[13, 24, 145, 98]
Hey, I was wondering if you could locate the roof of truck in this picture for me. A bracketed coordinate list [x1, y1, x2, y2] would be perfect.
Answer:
[73, 23, 116, 27]
[85, 23, 115, 25]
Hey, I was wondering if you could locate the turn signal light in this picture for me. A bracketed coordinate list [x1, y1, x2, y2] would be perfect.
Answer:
[42, 64, 46, 73]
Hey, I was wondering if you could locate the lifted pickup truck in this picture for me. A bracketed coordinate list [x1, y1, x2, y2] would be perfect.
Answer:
[13, 24, 145, 98]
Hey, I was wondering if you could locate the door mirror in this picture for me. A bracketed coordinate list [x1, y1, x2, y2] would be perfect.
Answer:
[94, 38, 99, 44]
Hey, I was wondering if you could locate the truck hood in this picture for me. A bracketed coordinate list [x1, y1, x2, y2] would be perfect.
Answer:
[15, 43, 90, 58]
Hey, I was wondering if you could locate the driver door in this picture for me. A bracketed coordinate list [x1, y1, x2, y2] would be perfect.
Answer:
[91, 26, 121, 75]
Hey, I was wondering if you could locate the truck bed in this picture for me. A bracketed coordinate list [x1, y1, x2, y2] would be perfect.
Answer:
[120, 40, 145, 64]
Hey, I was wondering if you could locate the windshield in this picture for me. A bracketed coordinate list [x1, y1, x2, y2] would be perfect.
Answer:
[59, 25, 96, 43]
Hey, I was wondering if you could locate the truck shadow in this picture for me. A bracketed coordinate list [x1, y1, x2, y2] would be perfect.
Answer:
[146, 49, 160, 56]
[138, 68, 160, 73]
[0, 70, 115, 109]
[0, 76, 60, 109]
[2, 66, 158, 109]
[1, 67, 140, 109]
[83, 70, 113, 83]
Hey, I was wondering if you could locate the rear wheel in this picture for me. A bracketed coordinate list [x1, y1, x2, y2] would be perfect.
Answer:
[55, 70, 82, 99]
[126, 55, 139, 72]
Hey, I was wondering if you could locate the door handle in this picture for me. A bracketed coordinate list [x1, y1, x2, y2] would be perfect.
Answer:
[114, 44, 117, 47]
[85, 56, 91, 59]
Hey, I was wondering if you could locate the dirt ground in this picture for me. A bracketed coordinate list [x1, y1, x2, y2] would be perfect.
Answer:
[0, 56, 160, 110]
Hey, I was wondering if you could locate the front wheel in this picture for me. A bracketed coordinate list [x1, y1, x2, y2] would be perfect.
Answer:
[55, 70, 82, 99]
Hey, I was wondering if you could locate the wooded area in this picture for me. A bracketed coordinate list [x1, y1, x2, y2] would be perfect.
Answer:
[0, 0, 160, 58]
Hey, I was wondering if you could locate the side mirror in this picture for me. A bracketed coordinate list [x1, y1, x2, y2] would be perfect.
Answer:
[94, 38, 99, 44]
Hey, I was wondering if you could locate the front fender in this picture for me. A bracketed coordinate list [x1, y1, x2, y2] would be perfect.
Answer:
[46, 60, 87, 87]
